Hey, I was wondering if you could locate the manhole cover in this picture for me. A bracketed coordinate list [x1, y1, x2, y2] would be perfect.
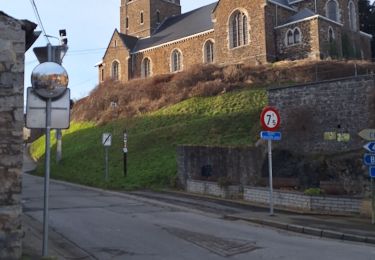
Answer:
[163, 227, 259, 257]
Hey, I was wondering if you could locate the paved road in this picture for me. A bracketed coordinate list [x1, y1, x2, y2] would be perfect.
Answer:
[22, 174, 375, 260]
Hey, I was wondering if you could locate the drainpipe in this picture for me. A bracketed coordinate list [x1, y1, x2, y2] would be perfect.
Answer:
[315, 0, 317, 13]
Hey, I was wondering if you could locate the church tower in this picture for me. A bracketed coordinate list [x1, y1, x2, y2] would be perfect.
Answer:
[120, 0, 181, 38]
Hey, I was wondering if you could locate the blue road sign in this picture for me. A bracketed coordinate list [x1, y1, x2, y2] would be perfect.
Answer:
[364, 153, 375, 166]
[260, 131, 282, 141]
[370, 167, 375, 178]
[364, 142, 375, 153]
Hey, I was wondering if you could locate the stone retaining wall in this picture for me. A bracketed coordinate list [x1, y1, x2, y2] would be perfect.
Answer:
[186, 179, 241, 199]
[268, 75, 375, 154]
[244, 187, 362, 215]
[177, 145, 264, 187]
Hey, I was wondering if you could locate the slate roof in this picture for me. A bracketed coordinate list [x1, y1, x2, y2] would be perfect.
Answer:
[133, 2, 217, 52]
[118, 33, 138, 50]
[270, 0, 292, 8]
[285, 8, 316, 24]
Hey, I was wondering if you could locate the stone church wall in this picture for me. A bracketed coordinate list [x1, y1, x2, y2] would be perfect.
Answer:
[100, 33, 131, 82]
[0, 13, 25, 259]
[265, 3, 296, 62]
[213, 0, 269, 65]
[276, 19, 320, 60]
[132, 31, 215, 78]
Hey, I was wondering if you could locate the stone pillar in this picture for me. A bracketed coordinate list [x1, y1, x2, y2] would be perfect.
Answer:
[0, 13, 26, 259]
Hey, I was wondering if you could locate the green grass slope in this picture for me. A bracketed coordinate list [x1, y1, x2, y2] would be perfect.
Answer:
[30, 88, 266, 189]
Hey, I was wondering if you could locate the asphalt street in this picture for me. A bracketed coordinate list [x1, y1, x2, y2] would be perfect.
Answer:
[22, 174, 375, 260]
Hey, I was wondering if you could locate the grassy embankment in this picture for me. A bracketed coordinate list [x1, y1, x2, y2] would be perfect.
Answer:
[30, 88, 266, 190]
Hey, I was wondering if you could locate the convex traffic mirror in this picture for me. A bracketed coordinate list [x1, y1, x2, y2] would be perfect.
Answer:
[31, 62, 69, 99]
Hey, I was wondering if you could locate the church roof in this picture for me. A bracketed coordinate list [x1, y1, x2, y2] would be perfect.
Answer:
[118, 33, 138, 50]
[133, 2, 217, 52]
[271, 0, 292, 8]
[285, 8, 316, 24]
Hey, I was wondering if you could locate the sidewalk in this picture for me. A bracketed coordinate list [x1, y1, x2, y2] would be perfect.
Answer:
[160, 190, 375, 245]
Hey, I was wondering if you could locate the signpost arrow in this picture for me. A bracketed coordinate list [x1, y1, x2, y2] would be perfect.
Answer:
[359, 129, 375, 141]
[369, 167, 375, 178]
[364, 153, 375, 166]
[364, 142, 375, 153]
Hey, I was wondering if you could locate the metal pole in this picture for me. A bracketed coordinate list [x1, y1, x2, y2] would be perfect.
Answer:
[56, 129, 62, 163]
[268, 139, 274, 216]
[42, 43, 53, 257]
[42, 98, 52, 256]
[124, 152, 127, 177]
[372, 178, 375, 224]
[123, 130, 128, 177]
[105, 147, 109, 181]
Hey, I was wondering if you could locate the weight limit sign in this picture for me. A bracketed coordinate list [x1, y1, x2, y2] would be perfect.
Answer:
[260, 106, 281, 131]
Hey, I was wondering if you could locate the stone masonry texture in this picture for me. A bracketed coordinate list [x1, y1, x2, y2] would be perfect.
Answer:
[244, 187, 362, 215]
[177, 145, 264, 188]
[0, 13, 25, 259]
[268, 75, 375, 154]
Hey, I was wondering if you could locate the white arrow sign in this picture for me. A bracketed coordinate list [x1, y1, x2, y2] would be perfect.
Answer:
[358, 129, 375, 141]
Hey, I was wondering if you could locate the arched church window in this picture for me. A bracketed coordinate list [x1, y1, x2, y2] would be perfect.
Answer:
[287, 30, 294, 45]
[229, 10, 249, 49]
[112, 60, 120, 80]
[293, 28, 301, 44]
[204, 40, 214, 63]
[171, 49, 182, 72]
[142, 58, 151, 78]
[348, 1, 357, 31]
[328, 26, 335, 42]
[326, 0, 339, 22]
[286, 27, 302, 46]
[156, 11, 161, 23]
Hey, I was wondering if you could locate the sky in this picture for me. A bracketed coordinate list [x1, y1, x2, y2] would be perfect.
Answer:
[1, 0, 218, 100]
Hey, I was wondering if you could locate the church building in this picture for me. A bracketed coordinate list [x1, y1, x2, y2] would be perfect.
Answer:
[98, 0, 372, 82]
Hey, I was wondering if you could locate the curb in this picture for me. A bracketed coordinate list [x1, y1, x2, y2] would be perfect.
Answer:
[225, 214, 375, 245]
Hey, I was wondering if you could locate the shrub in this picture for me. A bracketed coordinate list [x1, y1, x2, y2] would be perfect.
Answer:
[217, 176, 232, 188]
[223, 65, 245, 83]
[304, 188, 322, 196]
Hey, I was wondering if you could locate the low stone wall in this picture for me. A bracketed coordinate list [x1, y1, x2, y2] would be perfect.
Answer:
[177, 145, 264, 187]
[244, 187, 362, 215]
[186, 179, 241, 199]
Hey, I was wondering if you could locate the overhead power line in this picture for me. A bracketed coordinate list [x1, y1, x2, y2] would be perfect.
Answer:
[29, 0, 50, 44]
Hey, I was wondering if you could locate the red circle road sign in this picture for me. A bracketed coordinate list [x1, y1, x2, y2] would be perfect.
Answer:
[260, 106, 281, 131]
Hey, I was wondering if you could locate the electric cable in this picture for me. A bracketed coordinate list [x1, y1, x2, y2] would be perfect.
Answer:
[29, 0, 51, 44]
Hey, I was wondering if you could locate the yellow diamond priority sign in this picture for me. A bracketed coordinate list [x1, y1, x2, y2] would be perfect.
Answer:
[358, 129, 375, 141]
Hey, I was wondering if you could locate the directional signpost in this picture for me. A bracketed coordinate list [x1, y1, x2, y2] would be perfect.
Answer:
[260, 106, 281, 216]
[359, 129, 375, 141]
[359, 129, 375, 224]
[364, 153, 375, 166]
[364, 142, 375, 153]
[102, 133, 112, 181]
[370, 167, 375, 178]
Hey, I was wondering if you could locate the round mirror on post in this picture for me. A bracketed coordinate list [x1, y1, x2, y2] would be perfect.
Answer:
[31, 62, 69, 99]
